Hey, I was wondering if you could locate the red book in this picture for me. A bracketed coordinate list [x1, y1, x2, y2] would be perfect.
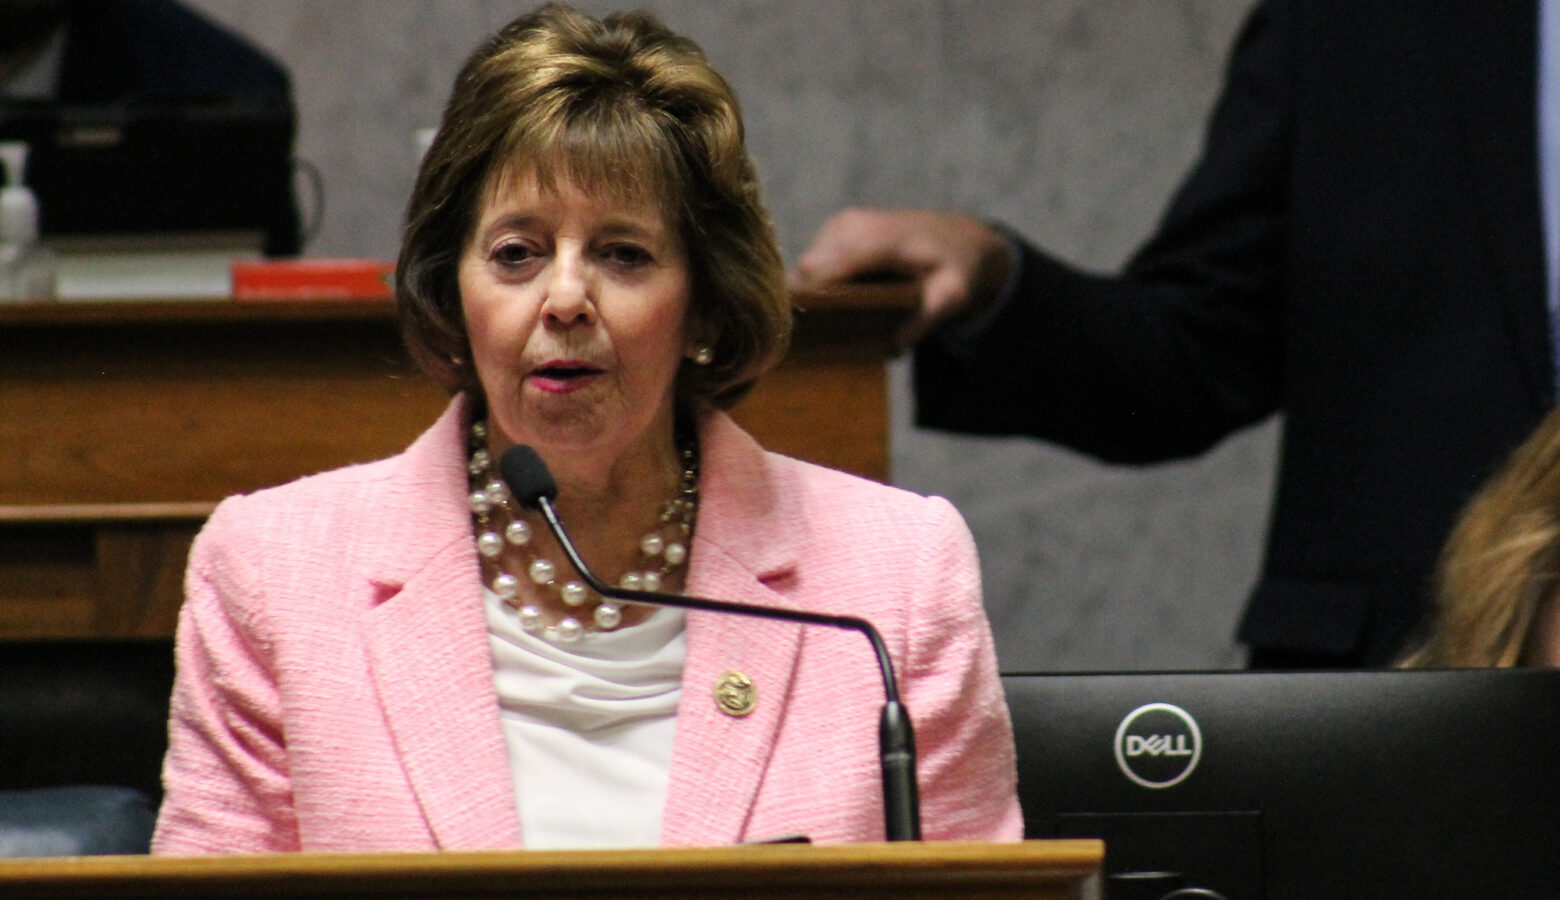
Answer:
[231, 259, 395, 300]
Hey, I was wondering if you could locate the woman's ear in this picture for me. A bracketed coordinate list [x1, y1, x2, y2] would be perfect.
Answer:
[685, 319, 719, 366]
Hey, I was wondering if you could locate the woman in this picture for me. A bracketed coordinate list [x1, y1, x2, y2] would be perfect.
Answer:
[152, 5, 1020, 853]
[1402, 403, 1560, 668]
[1400, 404, 1560, 668]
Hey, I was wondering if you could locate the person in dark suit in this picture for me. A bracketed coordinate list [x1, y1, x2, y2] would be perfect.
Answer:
[0, 0, 301, 254]
[795, 0, 1556, 667]
[0, 0, 290, 103]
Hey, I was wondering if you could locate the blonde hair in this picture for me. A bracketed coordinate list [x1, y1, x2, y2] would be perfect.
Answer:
[396, 3, 790, 408]
[1400, 405, 1560, 667]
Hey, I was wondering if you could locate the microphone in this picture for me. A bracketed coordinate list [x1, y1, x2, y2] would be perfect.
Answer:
[500, 444, 922, 842]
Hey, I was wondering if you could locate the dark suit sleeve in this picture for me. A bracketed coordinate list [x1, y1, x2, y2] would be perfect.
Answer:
[60, 0, 292, 102]
[914, 0, 1291, 465]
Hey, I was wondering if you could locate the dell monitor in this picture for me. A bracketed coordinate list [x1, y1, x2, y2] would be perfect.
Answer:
[1004, 668, 1560, 899]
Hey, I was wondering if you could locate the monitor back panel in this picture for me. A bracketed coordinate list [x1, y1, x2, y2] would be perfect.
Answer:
[1003, 669, 1560, 899]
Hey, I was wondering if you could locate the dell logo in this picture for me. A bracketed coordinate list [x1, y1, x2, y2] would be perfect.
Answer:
[1124, 734, 1195, 757]
[1114, 702, 1202, 789]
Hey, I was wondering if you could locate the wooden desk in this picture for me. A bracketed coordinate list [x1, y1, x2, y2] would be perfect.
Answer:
[0, 840, 1104, 900]
[0, 285, 912, 639]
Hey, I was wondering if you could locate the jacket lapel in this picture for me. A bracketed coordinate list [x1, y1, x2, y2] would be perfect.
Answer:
[659, 412, 808, 846]
[660, 559, 805, 845]
[358, 397, 523, 849]
[1452, 2, 1554, 408]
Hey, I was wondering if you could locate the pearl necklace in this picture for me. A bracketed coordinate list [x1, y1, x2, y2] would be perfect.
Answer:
[465, 419, 699, 643]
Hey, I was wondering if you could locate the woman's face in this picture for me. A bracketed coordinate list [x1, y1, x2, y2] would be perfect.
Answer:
[1525, 591, 1560, 666]
[459, 172, 694, 467]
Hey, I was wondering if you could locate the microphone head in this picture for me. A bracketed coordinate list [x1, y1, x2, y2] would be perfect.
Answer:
[500, 444, 558, 510]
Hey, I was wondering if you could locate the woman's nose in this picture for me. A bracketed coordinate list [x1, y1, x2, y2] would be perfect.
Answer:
[541, 255, 595, 325]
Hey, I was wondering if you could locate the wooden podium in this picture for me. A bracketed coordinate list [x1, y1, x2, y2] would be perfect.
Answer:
[0, 841, 1103, 899]
[0, 283, 913, 640]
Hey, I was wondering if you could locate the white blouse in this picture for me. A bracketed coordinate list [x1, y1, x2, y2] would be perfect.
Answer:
[484, 587, 687, 849]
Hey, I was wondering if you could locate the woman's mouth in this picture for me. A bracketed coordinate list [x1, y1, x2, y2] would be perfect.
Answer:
[528, 360, 603, 393]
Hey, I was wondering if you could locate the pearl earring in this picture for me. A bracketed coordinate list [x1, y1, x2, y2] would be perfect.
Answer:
[693, 344, 714, 365]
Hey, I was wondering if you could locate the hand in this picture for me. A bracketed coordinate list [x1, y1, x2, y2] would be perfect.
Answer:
[793, 207, 1013, 350]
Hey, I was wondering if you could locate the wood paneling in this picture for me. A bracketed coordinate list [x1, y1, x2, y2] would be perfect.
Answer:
[0, 285, 912, 638]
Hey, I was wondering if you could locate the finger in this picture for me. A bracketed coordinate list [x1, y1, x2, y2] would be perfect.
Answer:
[921, 265, 974, 328]
[796, 210, 919, 284]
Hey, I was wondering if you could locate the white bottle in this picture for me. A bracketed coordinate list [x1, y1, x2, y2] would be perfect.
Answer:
[0, 141, 56, 302]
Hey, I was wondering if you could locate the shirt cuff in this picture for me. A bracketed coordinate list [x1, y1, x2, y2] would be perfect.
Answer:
[928, 225, 1023, 359]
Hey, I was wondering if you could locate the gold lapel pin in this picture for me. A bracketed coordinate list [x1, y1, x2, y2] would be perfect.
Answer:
[714, 669, 757, 717]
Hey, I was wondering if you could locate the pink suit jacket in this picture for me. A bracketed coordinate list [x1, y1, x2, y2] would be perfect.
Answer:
[152, 396, 1021, 853]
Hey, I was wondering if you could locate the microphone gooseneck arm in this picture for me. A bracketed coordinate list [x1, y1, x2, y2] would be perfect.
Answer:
[502, 444, 922, 841]
[531, 490, 902, 696]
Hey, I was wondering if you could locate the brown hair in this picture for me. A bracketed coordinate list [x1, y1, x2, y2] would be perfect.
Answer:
[1400, 405, 1560, 667]
[396, 3, 790, 408]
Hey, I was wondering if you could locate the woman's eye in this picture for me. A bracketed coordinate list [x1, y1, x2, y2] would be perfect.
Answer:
[604, 244, 652, 267]
[491, 243, 534, 266]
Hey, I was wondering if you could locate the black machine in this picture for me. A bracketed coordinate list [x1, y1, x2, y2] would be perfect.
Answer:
[1004, 668, 1560, 899]
[0, 97, 300, 255]
[0, 0, 303, 255]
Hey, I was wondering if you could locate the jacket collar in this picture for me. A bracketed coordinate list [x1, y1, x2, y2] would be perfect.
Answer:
[660, 410, 811, 845]
[686, 410, 803, 580]
[359, 395, 525, 849]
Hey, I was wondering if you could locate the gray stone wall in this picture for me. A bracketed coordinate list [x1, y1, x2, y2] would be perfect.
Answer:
[188, 0, 1269, 672]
